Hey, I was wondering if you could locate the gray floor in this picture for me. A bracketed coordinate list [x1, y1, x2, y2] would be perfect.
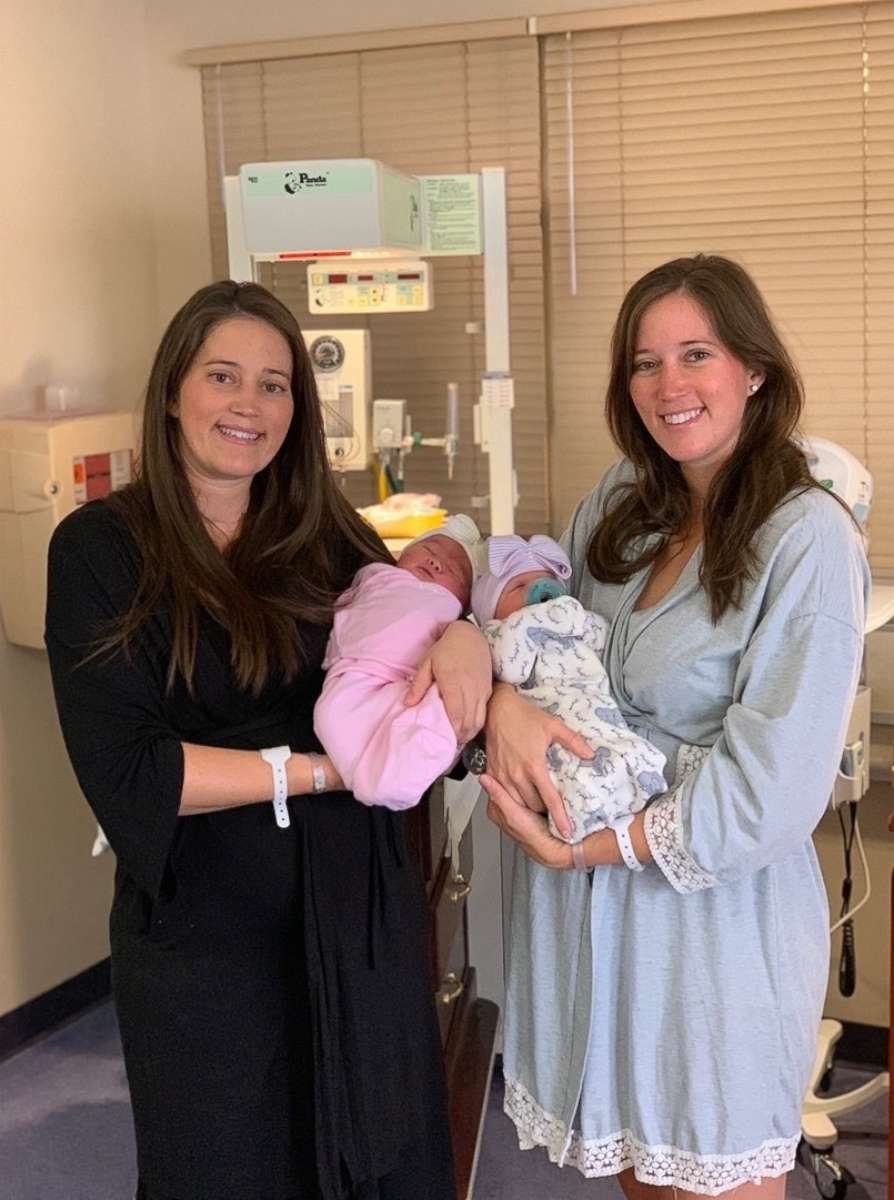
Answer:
[0, 1003, 135, 1200]
[0, 1001, 888, 1200]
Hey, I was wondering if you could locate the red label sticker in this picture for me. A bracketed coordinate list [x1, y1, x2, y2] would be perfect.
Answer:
[73, 449, 133, 505]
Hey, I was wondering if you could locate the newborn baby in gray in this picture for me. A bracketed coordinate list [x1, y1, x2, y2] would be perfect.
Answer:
[471, 534, 667, 843]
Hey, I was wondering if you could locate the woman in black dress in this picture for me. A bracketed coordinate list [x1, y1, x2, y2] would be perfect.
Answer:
[45, 281, 486, 1200]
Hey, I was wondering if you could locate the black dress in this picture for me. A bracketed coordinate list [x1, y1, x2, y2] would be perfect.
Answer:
[45, 502, 455, 1200]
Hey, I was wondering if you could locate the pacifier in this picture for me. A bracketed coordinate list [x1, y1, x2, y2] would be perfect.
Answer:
[524, 576, 567, 607]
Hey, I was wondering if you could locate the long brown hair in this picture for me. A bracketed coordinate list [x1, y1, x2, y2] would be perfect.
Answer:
[588, 254, 831, 620]
[104, 280, 388, 693]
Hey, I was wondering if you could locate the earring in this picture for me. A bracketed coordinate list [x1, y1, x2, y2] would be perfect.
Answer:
[749, 383, 759, 394]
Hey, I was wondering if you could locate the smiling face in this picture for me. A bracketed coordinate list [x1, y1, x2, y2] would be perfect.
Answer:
[629, 291, 764, 495]
[398, 535, 473, 605]
[170, 316, 294, 498]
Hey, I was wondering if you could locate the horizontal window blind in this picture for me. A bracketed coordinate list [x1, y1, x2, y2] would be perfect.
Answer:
[867, 1, 894, 574]
[201, 38, 548, 535]
[543, 3, 894, 577]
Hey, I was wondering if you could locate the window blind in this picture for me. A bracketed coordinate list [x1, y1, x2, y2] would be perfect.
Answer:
[866, 2, 894, 574]
[201, 37, 548, 535]
[543, 2, 894, 577]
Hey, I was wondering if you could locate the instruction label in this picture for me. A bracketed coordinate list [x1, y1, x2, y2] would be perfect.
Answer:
[421, 174, 482, 256]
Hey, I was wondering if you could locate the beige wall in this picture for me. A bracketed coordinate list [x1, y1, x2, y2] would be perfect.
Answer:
[146, 0, 680, 46]
[0, 0, 159, 1015]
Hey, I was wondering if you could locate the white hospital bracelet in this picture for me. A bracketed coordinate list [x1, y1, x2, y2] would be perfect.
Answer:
[260, 745, 292, 829]
[613, 813, 644, 872]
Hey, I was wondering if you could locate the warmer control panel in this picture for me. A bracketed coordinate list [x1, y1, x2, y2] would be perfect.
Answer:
[307, 260, 432, 314]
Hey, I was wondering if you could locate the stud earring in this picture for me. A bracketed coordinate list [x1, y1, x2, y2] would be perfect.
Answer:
[749, 383, 759, 394]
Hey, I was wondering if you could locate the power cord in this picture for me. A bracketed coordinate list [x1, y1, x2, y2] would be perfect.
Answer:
[831, 800, 873, 997]
[838, 802, 856, 997]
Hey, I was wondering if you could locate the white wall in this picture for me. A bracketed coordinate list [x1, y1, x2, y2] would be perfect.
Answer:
[0, 0, 160, 1015]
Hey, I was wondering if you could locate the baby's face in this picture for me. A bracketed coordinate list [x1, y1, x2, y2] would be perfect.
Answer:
[494, 570, 557, 620]
[398, 535, 472, 604]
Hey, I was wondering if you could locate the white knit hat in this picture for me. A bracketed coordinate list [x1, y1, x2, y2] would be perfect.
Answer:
[402, 513, 487, 579]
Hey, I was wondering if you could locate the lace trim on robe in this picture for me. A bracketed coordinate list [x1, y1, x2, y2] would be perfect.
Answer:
[644, 742, 717, 894]
[504, 1075, 798, 1197]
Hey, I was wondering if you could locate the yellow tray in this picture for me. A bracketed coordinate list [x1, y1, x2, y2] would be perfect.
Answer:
[360, 508, 446, 540]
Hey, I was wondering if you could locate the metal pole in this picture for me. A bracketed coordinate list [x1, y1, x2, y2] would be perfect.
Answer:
[480, 166, 515, 535]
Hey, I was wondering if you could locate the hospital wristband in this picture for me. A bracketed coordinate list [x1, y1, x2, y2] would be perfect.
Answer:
[260, 745, 292, 829]
[613, 813, 645, 872]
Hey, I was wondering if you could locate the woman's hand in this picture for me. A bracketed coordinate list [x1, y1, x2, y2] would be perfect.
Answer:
[484, 775, 651, 872]
[484, 683, 592, 840]
[404, 620, 492, 745]
[481, 773, 572, 868]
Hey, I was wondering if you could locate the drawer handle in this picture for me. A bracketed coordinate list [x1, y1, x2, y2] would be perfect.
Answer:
[437, 972, 465, 1006]
[448, 873, 471, 902]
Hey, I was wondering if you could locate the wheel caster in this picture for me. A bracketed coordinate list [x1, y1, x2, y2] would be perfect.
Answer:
[812, 1151, 854, 1200]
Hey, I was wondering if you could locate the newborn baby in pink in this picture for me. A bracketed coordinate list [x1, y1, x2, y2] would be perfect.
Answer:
[313, 515, 482, 809]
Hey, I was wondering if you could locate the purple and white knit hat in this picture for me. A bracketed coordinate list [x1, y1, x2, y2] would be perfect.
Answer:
[470, 534, 572, 624]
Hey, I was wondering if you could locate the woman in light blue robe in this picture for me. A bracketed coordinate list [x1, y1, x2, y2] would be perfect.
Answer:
[481, 256, 869, 1199]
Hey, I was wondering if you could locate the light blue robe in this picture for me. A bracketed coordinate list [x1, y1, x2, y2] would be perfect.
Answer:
[501, 460, 870, 1195]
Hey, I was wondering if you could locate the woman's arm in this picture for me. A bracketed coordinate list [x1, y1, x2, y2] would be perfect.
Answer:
[481, 465, 632, 858]
[482, 682, 593, 841]
[643, 505, 868, 894]
[643, 611, 862, 893]
[486, 505, 868, 883]
[45, 509, 340, 899]
[481, 771, 651, 869]
[403, 619, 493, 745]
[179, 745, 342, 815]
[403, 621, 590, 840]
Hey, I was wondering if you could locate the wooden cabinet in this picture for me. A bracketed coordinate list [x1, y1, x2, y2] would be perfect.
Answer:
[405, 782, 499, 1200]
